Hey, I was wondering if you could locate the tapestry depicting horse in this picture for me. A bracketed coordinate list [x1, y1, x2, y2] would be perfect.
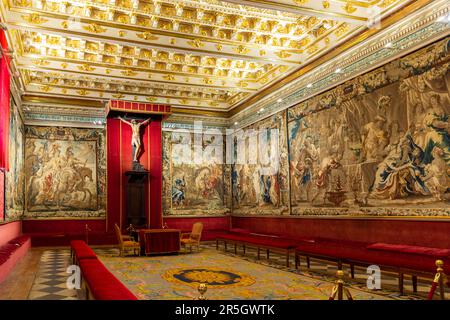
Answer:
[24, 126, 106, 218]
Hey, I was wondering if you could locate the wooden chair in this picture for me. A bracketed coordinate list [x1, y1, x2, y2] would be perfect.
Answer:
[180, 222, 203, 252]
[114, 224, 140, 257]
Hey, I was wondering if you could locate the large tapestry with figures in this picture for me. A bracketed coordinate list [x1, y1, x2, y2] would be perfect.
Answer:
[232, 112, 289, 215]
[24, 126, 106, 218]
[287, 37, 450, 217]
[5, 99, 24, 221]
[162, 130, 230, 216]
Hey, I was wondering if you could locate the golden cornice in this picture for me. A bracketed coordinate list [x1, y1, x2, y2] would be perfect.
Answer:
[229, 0, 433, 116]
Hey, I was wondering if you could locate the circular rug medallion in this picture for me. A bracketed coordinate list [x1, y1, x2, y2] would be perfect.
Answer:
[162, 267, 255, 288]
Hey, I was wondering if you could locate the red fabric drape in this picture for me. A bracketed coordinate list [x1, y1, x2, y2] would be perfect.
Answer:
[0, 29, 10, 170]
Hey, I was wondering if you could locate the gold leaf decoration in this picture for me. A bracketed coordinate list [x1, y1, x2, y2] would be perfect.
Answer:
[163, 74, 175, 81]
[293, 0, 309, 5]
[77, 89, 89, 96]
[259, 50, 266, 56]
[33, 59, 50, 66]
[179, 99, 188, 104]
[203, 78, 213, 85]
[83, 23, 107, 33]
[322, 0, 330, 8]
[342, 2, 357, 14]
[279, 65, 289, 72]
[187, 39, 204, 48]
[105, 69, 111, 74]
[334, 23, 349, 37]
[234, 45, 250, 55]
[121, 69, 137, 76]
[170, 38, 176, 45]
[275, 51, 292, 59]
[378, 0, 397, 8]
[22, 13, 48, 25]
[61, 21, 69, 29]
[40, 85, 51, 92]
[260, 77, 269, 84]
[77, 64, 95, 72]
[307, 45, 318, 54]
[118, 31, 127, 37]
[112, 93, 125, 99]
[216, 44, 223, 51]
[61, 88, 67, 94]
[209, 101, 219, 107]
[146, 97, 156, 102]
[238, 81, 248, 88]
[136, 31, 159, 41]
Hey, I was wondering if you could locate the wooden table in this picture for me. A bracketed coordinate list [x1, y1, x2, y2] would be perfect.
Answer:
[137, 229, 181, 255]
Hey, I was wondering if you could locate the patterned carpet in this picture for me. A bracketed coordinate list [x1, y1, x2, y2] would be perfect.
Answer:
[97, 247, 392, 300]
[26, 244, 448, 300]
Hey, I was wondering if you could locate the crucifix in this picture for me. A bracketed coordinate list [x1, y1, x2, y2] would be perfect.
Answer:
[118, 116, 151, 166]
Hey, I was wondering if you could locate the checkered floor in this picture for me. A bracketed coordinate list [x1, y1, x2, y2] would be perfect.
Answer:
[28, 250, 79, 300]
[27, 244, 449, 300]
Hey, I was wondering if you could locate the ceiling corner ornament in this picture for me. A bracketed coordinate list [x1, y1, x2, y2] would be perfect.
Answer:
[83, 23, 107, 34]
[22, 13, 48, 25]
[77, 64, 95, 72]
[187, 39, 205, 48]
[136, 31, 159, 41]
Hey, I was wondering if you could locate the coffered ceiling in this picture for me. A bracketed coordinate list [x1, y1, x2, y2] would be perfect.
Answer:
[0, 0, 412, 116]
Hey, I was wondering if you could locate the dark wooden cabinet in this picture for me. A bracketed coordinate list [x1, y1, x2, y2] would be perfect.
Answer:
[125, 171, 148, 227]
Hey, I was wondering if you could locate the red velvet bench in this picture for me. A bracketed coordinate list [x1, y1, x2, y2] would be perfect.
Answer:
[294, 239, 450, 294]
[0, 235, 31, 284]
[79, 259, 137, 300]
[70, 240, 97, 265]
[216, 232, 298, 267]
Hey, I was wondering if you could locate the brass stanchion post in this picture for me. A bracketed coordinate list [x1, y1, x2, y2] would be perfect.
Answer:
[329, 269, 353, 300]
[196, 283, 207, 300]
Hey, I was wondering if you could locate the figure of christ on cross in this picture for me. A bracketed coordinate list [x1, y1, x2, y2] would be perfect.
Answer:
[118, 116, 151, 163]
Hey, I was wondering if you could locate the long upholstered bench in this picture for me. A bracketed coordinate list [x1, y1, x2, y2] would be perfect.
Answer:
[70, 240, 98, 264]
[70, 240, 137, 300]
[216, 231, 299, 267]
[0, 235, 31, 284]
[294, 238, 450, 294]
